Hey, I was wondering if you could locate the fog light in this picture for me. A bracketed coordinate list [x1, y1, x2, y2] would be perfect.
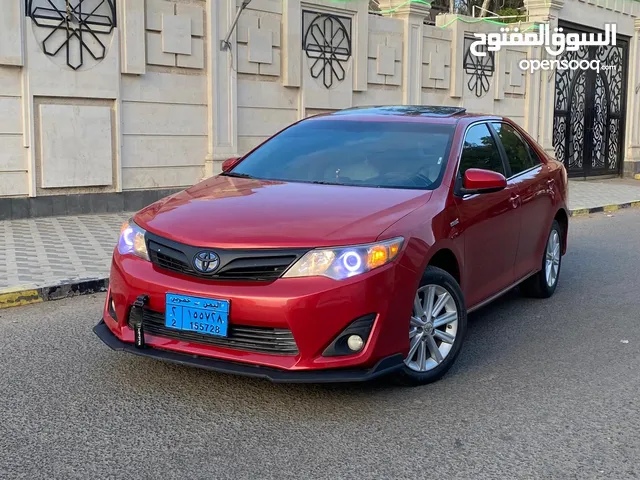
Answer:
[347, 335, 364, 352]
[108, 297, 117, 321]
[323, 314, 376, 357]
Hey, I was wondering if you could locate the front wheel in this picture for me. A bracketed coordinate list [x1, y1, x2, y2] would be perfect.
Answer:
[395, 266, 467, 386]
[521, 219, 563, 298]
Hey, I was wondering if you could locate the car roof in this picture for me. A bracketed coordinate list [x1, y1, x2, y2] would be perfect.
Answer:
[306, 106, 503, 125]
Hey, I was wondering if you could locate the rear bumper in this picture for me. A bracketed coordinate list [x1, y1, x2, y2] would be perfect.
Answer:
[94, 320, 404, 383]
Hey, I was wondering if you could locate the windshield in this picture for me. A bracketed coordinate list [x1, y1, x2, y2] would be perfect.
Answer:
[229, 120, 456, 190]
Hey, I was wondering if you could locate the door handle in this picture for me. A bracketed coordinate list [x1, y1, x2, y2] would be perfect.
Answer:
[547, 179, 556, 197]
[510, 194, 520, 208]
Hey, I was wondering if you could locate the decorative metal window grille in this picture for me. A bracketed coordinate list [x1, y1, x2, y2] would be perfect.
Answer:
[302, 11, 352, 89]
[26, 0, 116, 70]
[463, 36, 494, 98]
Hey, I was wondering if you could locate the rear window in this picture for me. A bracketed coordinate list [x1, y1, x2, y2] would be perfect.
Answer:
[230, 120, 456, 190]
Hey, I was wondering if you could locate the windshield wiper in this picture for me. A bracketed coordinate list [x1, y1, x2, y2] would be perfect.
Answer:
[221, 172, 254, 179]
[309, 180, 377, 187]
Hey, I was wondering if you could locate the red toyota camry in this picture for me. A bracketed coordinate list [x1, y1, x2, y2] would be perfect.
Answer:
[94, 106, 568, 385]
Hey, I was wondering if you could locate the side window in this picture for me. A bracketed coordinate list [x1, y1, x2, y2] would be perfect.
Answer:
[527, 143, 542, 165]
[459, 124, 505, 176]
[492, 122, 534, 176]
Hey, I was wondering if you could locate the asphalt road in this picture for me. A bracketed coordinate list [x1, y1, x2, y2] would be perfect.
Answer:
[1, 209, 640, 480]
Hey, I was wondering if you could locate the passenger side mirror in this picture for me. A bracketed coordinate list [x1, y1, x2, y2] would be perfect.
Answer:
[460, 168, 507, 196]
[222, 157, 241, 172]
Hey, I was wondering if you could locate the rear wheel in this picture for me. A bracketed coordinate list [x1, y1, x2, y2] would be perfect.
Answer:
[521, 219, 563, 298]
[395, 266, 467, 386]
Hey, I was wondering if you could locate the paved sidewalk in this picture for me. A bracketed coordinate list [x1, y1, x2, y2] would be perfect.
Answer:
[0, 213, 130, 293]
[1, 179, 639, 305]
[568, 178, 640, 211]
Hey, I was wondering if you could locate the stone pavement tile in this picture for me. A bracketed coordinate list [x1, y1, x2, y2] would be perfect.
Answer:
[0, 213, 132, 291]
[568, 179, 640, 210]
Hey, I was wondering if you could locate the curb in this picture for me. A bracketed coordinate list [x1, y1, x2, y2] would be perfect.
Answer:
[0, 278, 109, 309]
[569, 200, 640, 217]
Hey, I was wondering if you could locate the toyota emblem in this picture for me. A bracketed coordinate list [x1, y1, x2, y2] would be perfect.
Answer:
[193, 251, 220, 273]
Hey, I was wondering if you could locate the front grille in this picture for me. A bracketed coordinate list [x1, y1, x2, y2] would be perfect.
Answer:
[131, 309, 299, 355]
[215, 256, 298, 279]
[146, 233, 304, 282]
[148, 248, 194, 276]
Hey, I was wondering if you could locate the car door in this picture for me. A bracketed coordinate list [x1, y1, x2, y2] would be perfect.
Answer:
[490, 122, 554, 279]
[453, 122, 522, 308]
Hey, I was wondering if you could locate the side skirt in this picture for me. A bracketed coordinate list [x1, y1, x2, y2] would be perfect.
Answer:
[467, 270, 538, 314]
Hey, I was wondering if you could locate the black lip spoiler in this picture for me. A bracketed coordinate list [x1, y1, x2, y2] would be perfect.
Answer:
[93, 320, 404, 384]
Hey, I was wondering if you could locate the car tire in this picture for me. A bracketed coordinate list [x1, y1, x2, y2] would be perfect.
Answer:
[395, 266, 467, 386]
[520, 219, 563, 299]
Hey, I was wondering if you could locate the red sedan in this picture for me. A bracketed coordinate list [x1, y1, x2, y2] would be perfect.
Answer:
[94, 106, 569, 385]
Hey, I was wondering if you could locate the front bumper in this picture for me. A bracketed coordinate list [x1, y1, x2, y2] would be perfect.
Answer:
[94, 320, 404, 383]
[102, 248, 418, 375]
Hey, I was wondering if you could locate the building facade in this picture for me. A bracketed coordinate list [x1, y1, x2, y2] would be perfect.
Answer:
[0, 0, 639, 218]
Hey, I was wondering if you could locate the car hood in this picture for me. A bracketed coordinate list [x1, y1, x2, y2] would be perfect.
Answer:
[134, 176, 432, 249]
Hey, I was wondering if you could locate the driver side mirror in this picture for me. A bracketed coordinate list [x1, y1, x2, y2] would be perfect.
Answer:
[222, 157, 241, 172]
[459, 168, 507, 196]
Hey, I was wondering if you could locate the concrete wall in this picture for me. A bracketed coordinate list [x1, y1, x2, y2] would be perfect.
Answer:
[0, 67, 25, 196]
[0, 0, 208, 205]
[121, 71, 207, 190]
[122, 0, 208, 190]
[1, 0, 640, 211]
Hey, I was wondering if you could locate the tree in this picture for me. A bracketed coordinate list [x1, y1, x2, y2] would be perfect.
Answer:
[479, 0, 492, 16]
[455, 0, 524, 17]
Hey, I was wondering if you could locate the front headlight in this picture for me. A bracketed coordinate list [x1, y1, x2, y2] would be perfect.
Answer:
[117, 219, 149, 261]
[283, 237, 404, 280]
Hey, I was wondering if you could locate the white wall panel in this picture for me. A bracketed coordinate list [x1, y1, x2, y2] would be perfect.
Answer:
[122, 135, 207, 167]
[238, 79, 297, 109]
[0, 172, 28, 196]
[0, 98, 22, 135]
[122, 102, 207, 136]
[0, 136, 25, 171]
[122, 72, 207, 105]
[122, 166, 203, 189]
[0, 67, 22, 96]
[237, 107, 297, 137]
[39, 104, 113, 188]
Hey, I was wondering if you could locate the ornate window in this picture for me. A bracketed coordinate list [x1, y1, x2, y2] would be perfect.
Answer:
[302, 11, 352, 89]
[26, 0, 116, 70]
[463, 35, 494, 98]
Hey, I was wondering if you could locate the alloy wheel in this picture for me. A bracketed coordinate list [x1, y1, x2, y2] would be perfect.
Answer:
[405, 284, 459, 372]
[545, 229, 561, 288]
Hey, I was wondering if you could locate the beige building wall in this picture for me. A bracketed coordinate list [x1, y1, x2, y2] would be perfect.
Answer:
[121, 0, 208, 190]
[121, 71, 208, 190]
[0, 67, 25, 196]
[0, 0, 208, 202]
[1, 0, 640, 205]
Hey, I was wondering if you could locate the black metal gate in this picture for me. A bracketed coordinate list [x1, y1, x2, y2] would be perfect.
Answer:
[553, 23, 629, 177]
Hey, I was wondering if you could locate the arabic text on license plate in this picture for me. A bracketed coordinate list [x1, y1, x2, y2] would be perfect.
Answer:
[165, 293, 230, 337]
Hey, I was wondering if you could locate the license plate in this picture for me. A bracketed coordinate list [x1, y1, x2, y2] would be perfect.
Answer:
[165, 293, 230, 337]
